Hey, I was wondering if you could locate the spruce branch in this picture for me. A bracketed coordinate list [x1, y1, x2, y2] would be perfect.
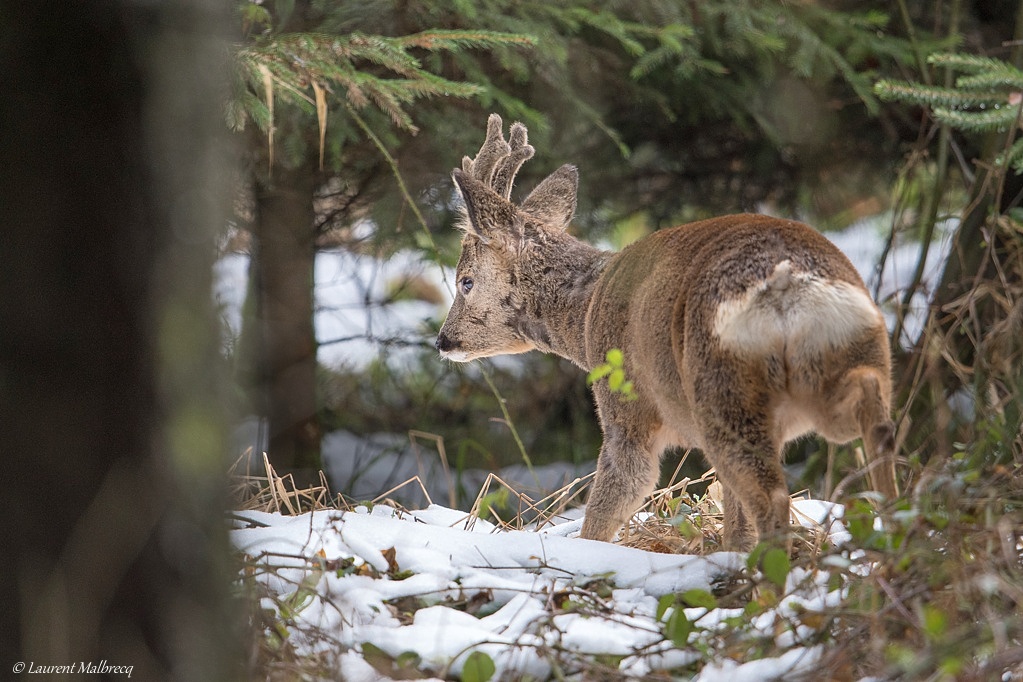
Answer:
[874, 80, 1007, 109]
[876, 51, 1023, 161]
[230, 27, 534, 166]
[630, 25, 698, 80]
[932, 105, 1019, 134]
[927, 52, 1015, 74]
[394, 30, 536, 52]
[955, 70, 1023, 92]
[1001, 136, 1023, 174]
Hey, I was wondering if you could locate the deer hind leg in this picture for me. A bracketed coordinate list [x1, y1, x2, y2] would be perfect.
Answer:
[692, 356, 790, 551]
[720, 482, 755, 551]
[707, 440, 791, 551]
[580, 432, 660, 542]
[821, 366, 898, 500]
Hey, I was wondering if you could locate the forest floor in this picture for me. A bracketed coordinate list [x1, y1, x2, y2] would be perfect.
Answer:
[229, 462, 928, 681]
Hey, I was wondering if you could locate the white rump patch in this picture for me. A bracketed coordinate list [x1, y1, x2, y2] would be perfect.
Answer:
[713, 262, 881, 355]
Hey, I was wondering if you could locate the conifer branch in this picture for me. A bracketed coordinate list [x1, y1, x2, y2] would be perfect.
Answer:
[932, 106, 1020, 134]
[875, 80, 1006, 108]
[876, 50, 1023, 174]
[230, 28, 534, 166]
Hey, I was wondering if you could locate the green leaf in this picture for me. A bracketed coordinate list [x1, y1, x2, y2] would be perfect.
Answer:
[762, 548, 791, 589]
[280, 569, 321, 617]
[476, 488, 509, 521]
[746, 543, 768, 571]
[845, 499, 877, 543]
[461, 650, 496, 682]
[922, 604, 947, 639]
[586, 364, 613, 385]
[396, 650, 423, 669]
[664, 608, 692, 647]
[360, 643, 395, 676]
[681, 589, 718, 610]
[588, 348, 637, 400]
[656, 593, 675, 621]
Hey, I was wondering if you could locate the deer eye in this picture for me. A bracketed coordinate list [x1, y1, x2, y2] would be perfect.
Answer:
[460, 277, 474, 295]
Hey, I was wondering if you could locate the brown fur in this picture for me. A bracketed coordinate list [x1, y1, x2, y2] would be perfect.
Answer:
[437, 115, 897, 550]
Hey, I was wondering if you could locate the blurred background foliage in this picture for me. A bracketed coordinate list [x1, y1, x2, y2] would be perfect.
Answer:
[222, 0, 1022, 505]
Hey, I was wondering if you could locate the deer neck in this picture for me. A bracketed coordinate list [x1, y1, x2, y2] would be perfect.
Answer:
[518, 234, 609, 370]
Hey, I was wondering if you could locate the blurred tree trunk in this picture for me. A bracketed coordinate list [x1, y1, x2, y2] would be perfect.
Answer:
[0, 0, 241, 678]
[235, 0, 324, 475]
[249, 163, 323, 473]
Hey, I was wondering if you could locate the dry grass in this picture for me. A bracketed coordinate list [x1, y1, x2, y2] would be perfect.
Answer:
[229, 446, 834, 559]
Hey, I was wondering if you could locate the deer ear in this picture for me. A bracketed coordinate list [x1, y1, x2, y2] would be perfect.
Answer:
[452, 169, 516, 242]
[521, 164, 578, 231]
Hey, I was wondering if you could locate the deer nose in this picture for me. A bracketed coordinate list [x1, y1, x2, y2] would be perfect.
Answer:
[436, 332, 456, 353]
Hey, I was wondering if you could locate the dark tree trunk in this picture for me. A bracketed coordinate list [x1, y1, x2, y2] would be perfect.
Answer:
[0, 1, 241, 678]
[250, 163, 323, 474]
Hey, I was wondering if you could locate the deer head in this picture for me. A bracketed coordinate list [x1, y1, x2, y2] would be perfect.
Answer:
[436, 114, 580, 361]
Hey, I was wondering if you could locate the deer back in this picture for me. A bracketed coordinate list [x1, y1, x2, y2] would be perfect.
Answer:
[584, 214, 888, 443]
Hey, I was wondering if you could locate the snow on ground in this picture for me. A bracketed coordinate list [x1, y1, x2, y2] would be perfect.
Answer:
[232, 499, 858, 680]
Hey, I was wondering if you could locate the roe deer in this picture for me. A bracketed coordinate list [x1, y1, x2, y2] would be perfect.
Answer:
[436, 114, 897, 550]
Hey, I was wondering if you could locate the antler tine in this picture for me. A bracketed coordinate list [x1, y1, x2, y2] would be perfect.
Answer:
[464, 113, 510, 184]
[491, 122, 534, 200]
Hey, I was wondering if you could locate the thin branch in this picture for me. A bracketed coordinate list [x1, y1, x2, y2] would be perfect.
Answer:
[481, 364, 540, 488]
[346, 104, 453, 298]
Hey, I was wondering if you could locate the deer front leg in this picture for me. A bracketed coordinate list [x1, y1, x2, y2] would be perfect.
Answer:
[580, 427, 660, 542]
